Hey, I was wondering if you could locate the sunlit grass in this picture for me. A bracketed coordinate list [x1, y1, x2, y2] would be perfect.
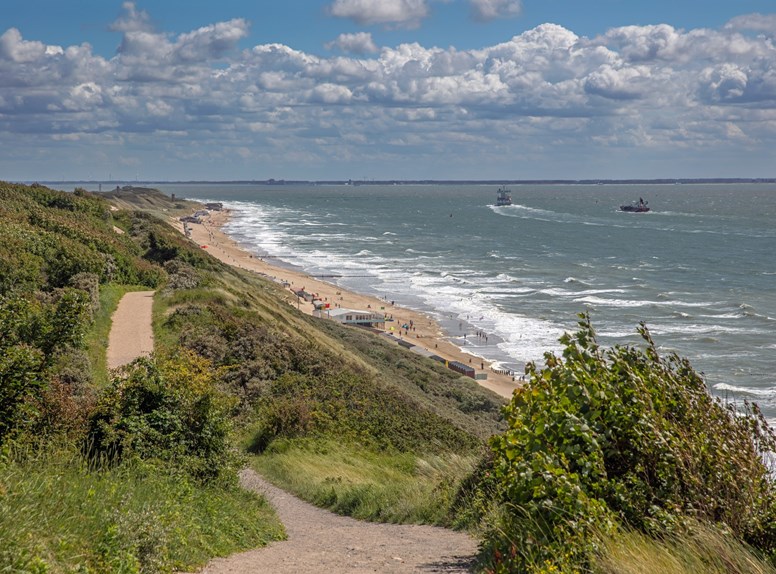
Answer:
[0, 444, 284, 573]
[251, 438, 477, 525]
[595, 524, 776, 574]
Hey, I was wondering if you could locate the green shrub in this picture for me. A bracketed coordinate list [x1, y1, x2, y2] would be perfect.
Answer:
[0, 344, 46, 443]
[47, 288, 92, 353]
[483, 314, 776, 573]
[70, 272, 101, 315]
[86, 352, 238, 482]
[31, 377, 96, 440]
[163, 259, 202, 292]
[0, 289, 92, 444]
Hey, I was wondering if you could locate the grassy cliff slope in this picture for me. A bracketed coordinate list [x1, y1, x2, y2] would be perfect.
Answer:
[0, 182, 505, 572]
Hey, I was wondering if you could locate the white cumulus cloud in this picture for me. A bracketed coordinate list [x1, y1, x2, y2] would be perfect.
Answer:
[0, 28, 51, 63]
[110, 1, 153, 33]
[725, 13, 776, 34]
[470, 0, 522, 22]
[326, 32, 379, 54]
[3, 4, 776, 180]
[329, 0, 430, 28]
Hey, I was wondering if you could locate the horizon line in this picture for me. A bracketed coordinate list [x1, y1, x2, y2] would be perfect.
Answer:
[28, 177, 776, 186]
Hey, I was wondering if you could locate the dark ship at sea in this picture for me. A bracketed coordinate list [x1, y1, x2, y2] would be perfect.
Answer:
[495, 185, 512, 206]
[619, 197, 650, 213]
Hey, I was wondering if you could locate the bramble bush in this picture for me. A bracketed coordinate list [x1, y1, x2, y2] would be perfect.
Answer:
[483, 314, 776, 573]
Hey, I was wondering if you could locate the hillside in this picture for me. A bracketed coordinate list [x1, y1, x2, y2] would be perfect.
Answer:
[0, 182, 505, 572]
[102, 184, 200, 213]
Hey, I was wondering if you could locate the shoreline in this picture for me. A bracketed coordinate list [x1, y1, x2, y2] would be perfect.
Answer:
[170, 208, 521, 399]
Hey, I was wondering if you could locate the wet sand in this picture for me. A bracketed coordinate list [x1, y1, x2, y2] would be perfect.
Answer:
[171, 210, 520, 399]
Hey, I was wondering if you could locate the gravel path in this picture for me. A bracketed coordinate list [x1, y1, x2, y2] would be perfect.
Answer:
[195, 469, 479, 573]
[106, 290, 155, 369]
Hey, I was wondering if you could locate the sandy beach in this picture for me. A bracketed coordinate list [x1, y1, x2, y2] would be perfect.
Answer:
[170, 209, 520, 399]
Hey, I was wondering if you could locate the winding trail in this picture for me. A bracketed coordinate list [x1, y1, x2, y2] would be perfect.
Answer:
[106, 290, 155, 369]
[195, 469, 478, 573]
[105, 289, 478, 571]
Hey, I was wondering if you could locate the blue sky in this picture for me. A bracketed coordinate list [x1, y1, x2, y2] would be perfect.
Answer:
[2, 0, 776, 181]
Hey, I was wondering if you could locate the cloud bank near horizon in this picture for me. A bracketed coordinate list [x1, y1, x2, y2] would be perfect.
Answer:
[2, 2, 776, 180]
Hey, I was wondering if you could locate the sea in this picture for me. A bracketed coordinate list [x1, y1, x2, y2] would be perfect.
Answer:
[132, 183, 776, 421]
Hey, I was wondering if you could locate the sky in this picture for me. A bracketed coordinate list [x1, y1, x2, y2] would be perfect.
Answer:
[2, 0, 776, 182]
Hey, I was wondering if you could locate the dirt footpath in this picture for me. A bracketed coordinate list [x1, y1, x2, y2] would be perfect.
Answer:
[106, 291, 155, 369]
[105, 275, 479, 572]
[195, 469, 478, 573]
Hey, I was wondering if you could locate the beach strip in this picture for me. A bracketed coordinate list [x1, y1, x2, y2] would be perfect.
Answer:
[170, 209, 520, 399]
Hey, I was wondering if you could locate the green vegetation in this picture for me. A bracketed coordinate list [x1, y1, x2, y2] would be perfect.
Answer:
[477, 314, 776, 573]
[0, 181, 504, 571]
[4, 181, 776, 574]
[594, 524, 776, 574]
[0, 446, 282, 574]
[86, 352, 238, 483]
[252, 438, 481, 524]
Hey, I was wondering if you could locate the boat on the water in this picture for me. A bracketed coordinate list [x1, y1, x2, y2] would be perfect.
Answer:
[620, 197, 650, 213]
[495, 185, 512, 206]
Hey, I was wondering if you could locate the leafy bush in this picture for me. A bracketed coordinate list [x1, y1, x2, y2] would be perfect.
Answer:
[70, 272, 101, 315]
[86, 351, 238, 482]
[0, 290, 91, 444]
[163, 259, 202, 292]
[483, 314, 776, 573]
[31, 378, 96, 440]
[0, 344, 46, 443]
[47, 288, 92, 352]
[49, 346, 93, 391]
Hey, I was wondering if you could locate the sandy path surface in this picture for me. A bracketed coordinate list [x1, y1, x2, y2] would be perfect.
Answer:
[171, 210, 521, 400]
[194, 469, 477, 573]
[106, 291, 155, 369]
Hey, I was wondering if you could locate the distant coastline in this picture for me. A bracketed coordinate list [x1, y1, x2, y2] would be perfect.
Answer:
[32, 177, 776, 187]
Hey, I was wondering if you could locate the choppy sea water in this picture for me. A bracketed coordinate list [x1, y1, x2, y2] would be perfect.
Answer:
[153, 183, 776, 421]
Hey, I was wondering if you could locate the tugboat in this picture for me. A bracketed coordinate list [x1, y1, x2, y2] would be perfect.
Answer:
[495, 185, 512, 206]
[619, 197, 650, 212]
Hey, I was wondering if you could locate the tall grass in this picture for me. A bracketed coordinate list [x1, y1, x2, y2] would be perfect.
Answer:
[250, 437, 478, 526]
[595, 525, 776, 574]
[0, 444, 284, 573]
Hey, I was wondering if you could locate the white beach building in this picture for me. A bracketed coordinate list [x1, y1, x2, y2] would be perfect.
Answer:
[314, 307, 386, 329]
